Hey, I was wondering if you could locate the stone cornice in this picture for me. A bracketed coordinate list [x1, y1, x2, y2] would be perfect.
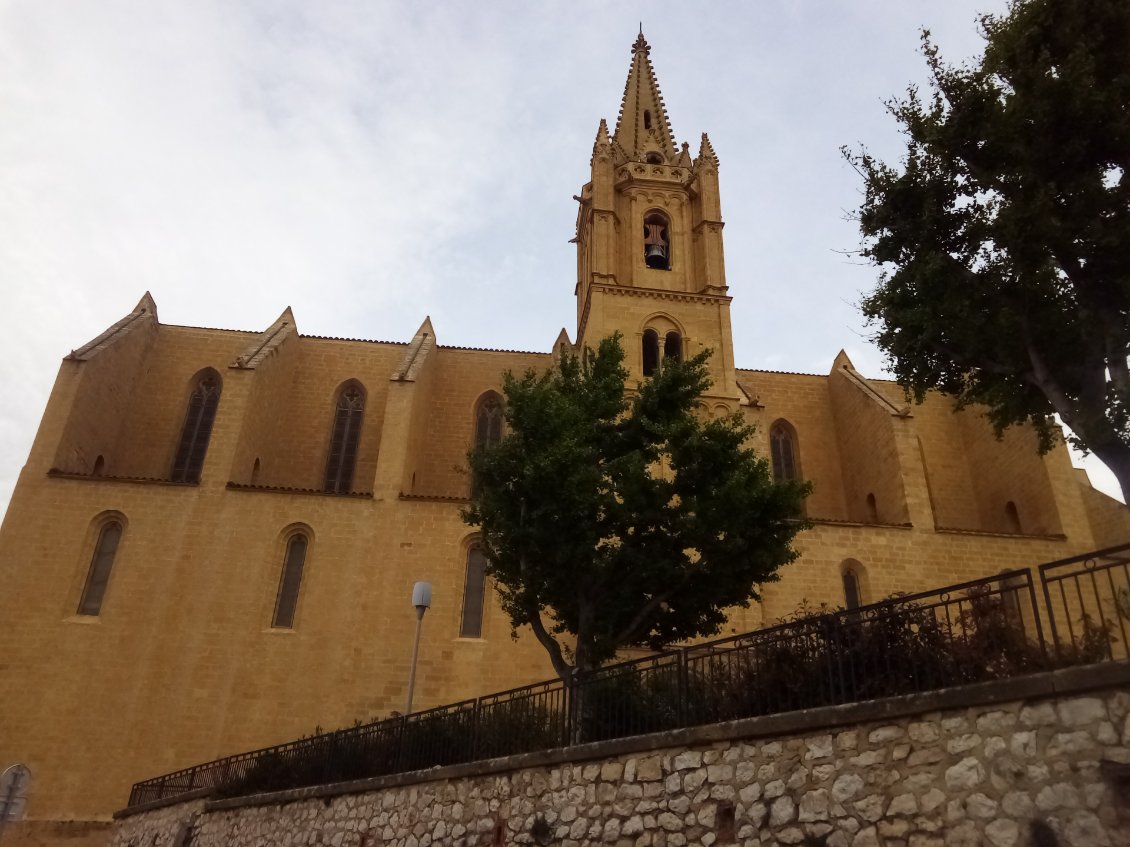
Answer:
[577, 283, 731, 344]
[594, 284, 732, 306]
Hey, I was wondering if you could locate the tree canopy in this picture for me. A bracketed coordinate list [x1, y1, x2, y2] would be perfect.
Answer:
[844, 0, 1130, 500]
[462, 335, 809, 682]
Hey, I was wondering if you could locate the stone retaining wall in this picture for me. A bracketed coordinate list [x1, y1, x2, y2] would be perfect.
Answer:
[111, 665, 1130, 847]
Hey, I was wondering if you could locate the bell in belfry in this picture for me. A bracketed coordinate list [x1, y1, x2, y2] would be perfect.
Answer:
[644, 219, 669, 269]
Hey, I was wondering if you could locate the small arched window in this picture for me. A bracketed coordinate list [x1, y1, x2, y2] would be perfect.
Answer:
[171, 371, 221, 483]
[643, 211, 670, 270]
[78, 520, 123, 616]
[1005, 501, 1022, 534]
[642, 329, 660, 376]
[842, 568, 861, 611]
[324, 383, 365, 493]
[475, 393, 503, 449]
[866, 493, 878, 523]
[643, 110, 652, 130]
[273, 533, 309, 628]
[460, 544, 488, 638]
[769, 421, 798, 481]
[664, 331, 682, 363]
[92, 455, 105, 476]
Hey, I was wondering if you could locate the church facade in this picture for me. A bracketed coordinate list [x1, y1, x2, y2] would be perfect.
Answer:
[0, 34, 1126, 845]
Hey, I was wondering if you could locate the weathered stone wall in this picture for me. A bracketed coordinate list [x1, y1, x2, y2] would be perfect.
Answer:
[112, 667, 1130, 847]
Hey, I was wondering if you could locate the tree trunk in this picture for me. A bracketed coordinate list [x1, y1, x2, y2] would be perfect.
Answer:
[1085, 440, 1130, 509]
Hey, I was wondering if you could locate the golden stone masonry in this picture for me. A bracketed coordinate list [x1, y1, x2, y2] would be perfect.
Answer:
[0, 33, 1126, 846]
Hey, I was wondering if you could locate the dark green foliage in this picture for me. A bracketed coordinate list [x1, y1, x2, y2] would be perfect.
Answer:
[574, 663, 693, 743]
[472, 698, 565, 760]
[700, 586, 1054, 723]
[216, 726, 401, 798]
[1053, 612, 1118, 665]
[462, 334, 810, 680]
[844, 0, 1130, 499]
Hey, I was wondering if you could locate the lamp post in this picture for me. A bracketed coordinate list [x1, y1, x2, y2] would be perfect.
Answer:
[404, 581, 432, 716]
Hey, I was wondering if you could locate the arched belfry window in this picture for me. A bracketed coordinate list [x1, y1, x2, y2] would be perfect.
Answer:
[664, 331, 682, 363]
[171, 371, 221, 483]
[78, 519, 123, 616]
[642, 329, 660, 377]
[769, 420, 799, 481]
[273, 531, 309, 628]
[475, 392, 503, 449]
[460, 544, 487, 638]
[643, 211, 670, 270]
[324, 383, 365, 494]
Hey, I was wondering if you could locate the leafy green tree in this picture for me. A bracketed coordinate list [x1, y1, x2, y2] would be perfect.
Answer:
[844, 0, 1130, 500]
[462, 334, 809, 683]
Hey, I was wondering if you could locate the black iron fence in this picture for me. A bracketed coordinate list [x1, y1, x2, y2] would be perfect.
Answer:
[1040, 542, 1130, 662]
[128, 542, 1130, 808]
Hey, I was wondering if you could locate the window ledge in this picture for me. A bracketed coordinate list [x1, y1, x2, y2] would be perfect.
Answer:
[453, 636, 487, 643]
[262, 627, 298, 635]
[63, 615, 102, 625]
[935, 526, 1068, 541]
[47, 469, 195, 487]
[228, 482, 372, 498]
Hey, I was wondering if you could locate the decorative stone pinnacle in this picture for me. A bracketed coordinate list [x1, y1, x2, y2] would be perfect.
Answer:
[633, 32, 649, 54]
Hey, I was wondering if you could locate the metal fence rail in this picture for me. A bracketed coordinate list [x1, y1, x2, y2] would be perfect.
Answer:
[128, 543, 1130, 808]
[1040, 542, 1130, 662]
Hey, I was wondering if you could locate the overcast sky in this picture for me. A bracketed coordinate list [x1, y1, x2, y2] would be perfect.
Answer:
[0, 0, 1121, 516]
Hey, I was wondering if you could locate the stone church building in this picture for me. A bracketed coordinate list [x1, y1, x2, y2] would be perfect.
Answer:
[0, 33, 1126, 846]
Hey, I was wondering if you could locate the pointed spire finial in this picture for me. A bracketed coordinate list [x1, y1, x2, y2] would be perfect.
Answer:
[614, 31, 675, 160]
[697, 132, 720, 169]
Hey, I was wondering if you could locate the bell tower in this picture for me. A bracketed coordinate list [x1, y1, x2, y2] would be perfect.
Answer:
[575, 32, 738, 403]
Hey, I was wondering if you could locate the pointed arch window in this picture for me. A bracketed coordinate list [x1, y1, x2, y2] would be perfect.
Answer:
[475, 393, 503, 449]
[324, 383, 365, 493]
[643, 211, 670, 270]
[272, 532, 309, 628]
[460, 544, 487, 638]
[171, 372, 221, 483]
[471, 393, 503, 497]
[78, 520, 123, 616]
[769, 420, 799, 481]
[642, 329, 660, 376]
[664, 331, 682, 363]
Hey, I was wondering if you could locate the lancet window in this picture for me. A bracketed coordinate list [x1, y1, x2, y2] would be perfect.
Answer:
[460, 544, 487, 638]
[769, 420, 799, 482]
[272, 532, 309, 628]
[643, 329, 660, 376]
[474, 393, 503, 449]
[78, 520, 123, 616]
[171, 371, 221, 483]
[324, 383, 365, 494]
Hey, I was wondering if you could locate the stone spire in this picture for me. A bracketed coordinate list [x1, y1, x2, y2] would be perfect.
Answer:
[612, 32, 678, 163]
[591, 118, 613, 165]
[696, 132, 720, 171]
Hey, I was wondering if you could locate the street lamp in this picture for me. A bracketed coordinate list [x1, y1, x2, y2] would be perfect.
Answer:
[404, 581, 432, 715]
